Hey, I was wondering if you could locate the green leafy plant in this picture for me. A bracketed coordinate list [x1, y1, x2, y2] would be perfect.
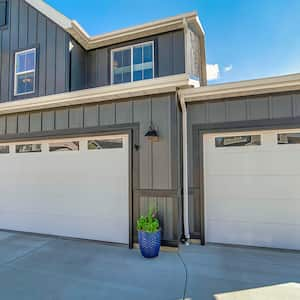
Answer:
[137, 208, 160, 233]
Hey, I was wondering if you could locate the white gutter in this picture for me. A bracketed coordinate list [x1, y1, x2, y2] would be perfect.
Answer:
[179, 92, 190, 241]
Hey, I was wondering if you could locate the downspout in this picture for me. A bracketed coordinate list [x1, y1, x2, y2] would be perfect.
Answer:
[180, 17, 191, 243]
[179, 91, 190, 242]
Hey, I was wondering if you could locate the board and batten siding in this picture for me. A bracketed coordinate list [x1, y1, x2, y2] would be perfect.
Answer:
[0, 93, 181, 244]
[86, 30, 185, 88]
[0, 0, 70, 102]
[187, 91, 300, 238]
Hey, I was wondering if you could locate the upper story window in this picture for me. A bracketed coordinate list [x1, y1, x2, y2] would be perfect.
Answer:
[111, 41, 154, 84]
[0, 0, 7, 27]
[14, 48, 36, 96]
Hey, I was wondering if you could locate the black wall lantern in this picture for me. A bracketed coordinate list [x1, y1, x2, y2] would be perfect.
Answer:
[145, 124, 159, 142]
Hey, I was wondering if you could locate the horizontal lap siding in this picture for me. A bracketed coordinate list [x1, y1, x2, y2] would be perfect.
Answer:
[0, 93, 180, 244]
[0, 0, 70, 102]
[187, 91, 300, 237]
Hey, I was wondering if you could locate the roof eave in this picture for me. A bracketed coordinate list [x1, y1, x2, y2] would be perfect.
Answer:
[0, 74, 197, 115]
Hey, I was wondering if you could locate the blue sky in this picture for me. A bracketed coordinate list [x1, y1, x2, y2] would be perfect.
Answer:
[46, 0, 300, 84]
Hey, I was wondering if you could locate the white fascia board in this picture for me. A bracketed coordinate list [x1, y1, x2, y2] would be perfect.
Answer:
[0, 74, 196, 115]
[180, 73, 300, 102]
[24, 2, 203, 50]
[25, 0, 72, 29]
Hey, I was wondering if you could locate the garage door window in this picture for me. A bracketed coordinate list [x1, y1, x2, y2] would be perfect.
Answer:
[278, 133, 300, 144]
[215, 135, 261, 148]
[88, 139, 123, 150]
[0, 145, 9, 154]
[49, 141, 79, 152]
[16, 144, 41, 153]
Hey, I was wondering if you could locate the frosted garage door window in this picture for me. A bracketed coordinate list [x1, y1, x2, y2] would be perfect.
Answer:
[16, 144, 41, 153]
[278, 133, 300, 144]
[49, 142, 79, 152]
[215, 135, 261, 147]
[0, 145, 9, 154]
[88, 139, 123, 150]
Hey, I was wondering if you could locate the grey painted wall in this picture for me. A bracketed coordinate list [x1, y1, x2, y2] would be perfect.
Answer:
[0, 0, 70, 102]
[70, 39, 87, 91]
[0, 93, 181, 244]
[187, 91, 300, 238]
[86, 30, 186, 88]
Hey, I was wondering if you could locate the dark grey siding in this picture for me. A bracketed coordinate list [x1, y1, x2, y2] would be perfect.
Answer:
[70, 39, 87, 91]
[0, 93, 181, 245]
[187, 91, 300, 238]
[86, 30, 185, 88]
[0, 0, 70, 102]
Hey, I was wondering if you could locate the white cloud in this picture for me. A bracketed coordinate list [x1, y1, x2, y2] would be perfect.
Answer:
[224, 64, 233, 72]
[206, 64, 220, 81]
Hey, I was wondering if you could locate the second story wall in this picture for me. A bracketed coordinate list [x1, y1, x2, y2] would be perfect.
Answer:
[0, 0, 70, 103]
[86, 30, 185, 89]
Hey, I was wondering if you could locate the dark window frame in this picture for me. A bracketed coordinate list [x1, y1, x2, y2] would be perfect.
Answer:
[0, 0, 8, 29]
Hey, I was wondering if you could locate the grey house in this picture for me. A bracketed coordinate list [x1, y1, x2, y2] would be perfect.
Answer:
[0, 0, 300, 251]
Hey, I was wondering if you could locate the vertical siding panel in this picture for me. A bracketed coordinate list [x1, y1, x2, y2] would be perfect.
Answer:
[99, 103, 115, 126]
[133, 98, 152, 189]
[42, 111, 55, 131]
[18, 113, 29, 134]
[152, 95, 172, 189]
[84, 105, 99, 128]
[207, 102, 226, 123]
[30, 112, 42, 132]
[246, 97, 270, 120]
[55, 27, 67, 93]
[18, 0, 28, 49]
[116, 101, 132, 124]
[87, 50, 96, 88]
[8, 0, 19, 101]
[55, 108, 69, 130]
[271, 94, 293, 119]
[157, 33, 172, 77]
[97, 48, 109, 86]
[46, 20, 56, 95]
[1, 21, 9, 101]
[27, 6, 37, 45]
[0, 116, 6, 135]
[6, 115, 17, 135]
[227, 100, 247, 122]
[293, 93, 300, 117]
[173, 31, 185, 74]
[69, 106, 83, 129]
[37, 14, 46, 96]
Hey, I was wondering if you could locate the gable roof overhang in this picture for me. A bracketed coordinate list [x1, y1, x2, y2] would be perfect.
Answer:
[25, 0, 204, 50]
[179, 73, 300, 103]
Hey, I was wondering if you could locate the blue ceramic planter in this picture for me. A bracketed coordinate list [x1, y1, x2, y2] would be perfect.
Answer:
[138, 230, 161, 258]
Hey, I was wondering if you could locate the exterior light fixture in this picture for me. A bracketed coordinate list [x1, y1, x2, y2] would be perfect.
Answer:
[145, 124, 159, 142]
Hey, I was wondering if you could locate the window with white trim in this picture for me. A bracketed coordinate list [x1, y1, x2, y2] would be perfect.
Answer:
[14, 48, 36, 96]
[111, 42, 154, 84]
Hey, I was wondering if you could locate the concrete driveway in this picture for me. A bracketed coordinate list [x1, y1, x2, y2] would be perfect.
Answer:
[0, 230, 300, 300]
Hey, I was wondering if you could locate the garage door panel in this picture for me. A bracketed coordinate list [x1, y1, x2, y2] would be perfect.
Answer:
[207, 220, 300, 250]
[206, 175, 300, 201]
[204, 129, 300, 250]
[206, 151, 300, 176]
[0, 135, 129, 244]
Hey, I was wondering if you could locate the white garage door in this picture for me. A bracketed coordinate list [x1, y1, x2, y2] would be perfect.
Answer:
[0, 134, 129, 244]
[204, 129, 300, 250]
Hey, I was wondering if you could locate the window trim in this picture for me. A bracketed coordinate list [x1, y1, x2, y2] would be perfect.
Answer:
[111, 41, 155, 84]
[14, 48, 37, 96]
[0, 0, 8, 29]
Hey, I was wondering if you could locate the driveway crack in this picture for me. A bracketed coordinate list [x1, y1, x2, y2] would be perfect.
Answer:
[177, 249, 189, 300]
